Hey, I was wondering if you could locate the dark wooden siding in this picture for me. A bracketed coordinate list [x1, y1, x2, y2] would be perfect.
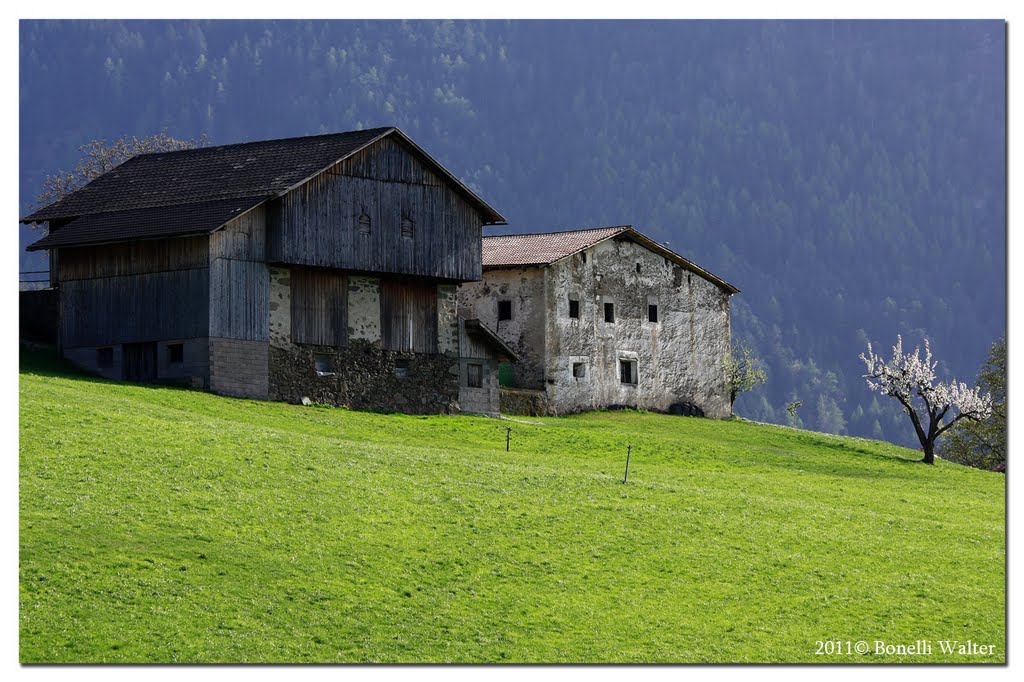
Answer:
[59, 237, 208, 280]
[381, 278, 437, 353]
[291, 268, 348, 346]
[61, 268, 210, 347]
[209, 207, 269, 341]
[266, 137, 483, 281]
[58, 237, 210, 348]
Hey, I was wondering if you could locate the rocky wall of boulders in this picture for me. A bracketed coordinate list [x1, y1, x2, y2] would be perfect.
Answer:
[269, 339, 461, 414]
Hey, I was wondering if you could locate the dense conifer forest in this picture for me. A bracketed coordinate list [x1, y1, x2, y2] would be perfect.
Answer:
[19, 20, 1006, 446]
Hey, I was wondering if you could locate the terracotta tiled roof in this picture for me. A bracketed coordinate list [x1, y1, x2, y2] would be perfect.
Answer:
[482, 225, 739, 294]
[482, 226, 630, 267]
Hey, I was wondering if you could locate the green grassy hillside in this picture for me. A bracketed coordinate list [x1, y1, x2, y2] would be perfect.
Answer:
[19, 351, 1005, 663]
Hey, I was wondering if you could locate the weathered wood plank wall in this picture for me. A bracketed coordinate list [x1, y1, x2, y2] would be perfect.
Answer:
[209, 206, 269, 341]
[290, 268, 348, 346]
[458, 321, 494, 360]
[266, 137, 483, 281]
[59, 237, 208, 279]
[60, 268, 210, 347]
[381, 278, 438, 353]
[58, 237, 211, 348]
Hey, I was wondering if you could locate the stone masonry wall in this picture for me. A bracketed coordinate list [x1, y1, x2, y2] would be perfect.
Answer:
[437, 284, 459, 356]
[544, 239, 731, 418]
[499, 388, 550, 417]
[457, 268, 547, 389]
[267, 266, 462, 414]
[209, 337, 270, 399]
[348, 275, 381, 341]
[458, 357, 499, 416]
[269, 340, 460, 413]
[268, 267, 291, 346]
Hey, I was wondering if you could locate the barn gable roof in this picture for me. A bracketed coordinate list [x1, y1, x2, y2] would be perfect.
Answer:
[482, 225, 739, 294]
[23, 126, 505, 250]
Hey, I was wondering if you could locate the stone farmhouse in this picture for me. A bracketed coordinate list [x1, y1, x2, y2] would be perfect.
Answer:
[22, 127, 517, 416]
[457, 226, 739, 418]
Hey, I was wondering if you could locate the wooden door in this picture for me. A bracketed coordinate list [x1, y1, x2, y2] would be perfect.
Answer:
[122, 342, 158, 382]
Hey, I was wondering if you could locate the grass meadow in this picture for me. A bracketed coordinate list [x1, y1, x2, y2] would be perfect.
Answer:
[19, 351, 1005, 662]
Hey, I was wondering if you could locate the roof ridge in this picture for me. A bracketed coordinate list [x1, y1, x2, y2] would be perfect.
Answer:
[484, 224, 631, 239]
[129, 126, 397, 161]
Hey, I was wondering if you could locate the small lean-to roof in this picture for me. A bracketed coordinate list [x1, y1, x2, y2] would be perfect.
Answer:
[483, 225, 739, 294]
[462, 318, 519, 363]
[25, 198, 264, 251]
[22, 126, 505, 250]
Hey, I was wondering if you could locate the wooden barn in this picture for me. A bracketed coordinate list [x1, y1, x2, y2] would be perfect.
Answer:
[22, 127, 516, 415]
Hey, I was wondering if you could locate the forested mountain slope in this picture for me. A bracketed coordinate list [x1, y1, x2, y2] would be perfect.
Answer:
[18, 20, 1006, 446]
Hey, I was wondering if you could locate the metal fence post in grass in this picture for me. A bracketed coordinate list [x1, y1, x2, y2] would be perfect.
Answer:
[623, 445, 632, 484]
[506, 427, 512, 452]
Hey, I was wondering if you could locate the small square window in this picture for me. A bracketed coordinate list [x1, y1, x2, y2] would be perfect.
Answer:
[572, 362, 586, 379]
[314, 353, 332, 374]
[620, 359, 637, 385]
[97, 347, 114, 369]
[498, 300, 512, 321]
[167, 342, 184, 364]
[467, 363, 483, 388]
[648, 305, 659, 324]
[604, 302, 615, 323]
[395, 358, 411, 379]
[568, 299, 580, 319]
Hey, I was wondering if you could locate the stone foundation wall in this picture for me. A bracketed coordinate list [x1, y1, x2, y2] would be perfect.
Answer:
[209, 337, 269, 399]
[269, 339, 460, 414]
[458, 357, 500, 416]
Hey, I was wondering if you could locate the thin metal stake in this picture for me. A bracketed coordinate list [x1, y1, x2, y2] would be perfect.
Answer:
[623, 445, 632, 484]
[506, 427, 512, 452]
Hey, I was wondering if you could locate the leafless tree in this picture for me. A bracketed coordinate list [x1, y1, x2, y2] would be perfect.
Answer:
[33, 130, 207, 217]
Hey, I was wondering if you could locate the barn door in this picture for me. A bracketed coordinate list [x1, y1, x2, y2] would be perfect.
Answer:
[122, 342, 158, 382]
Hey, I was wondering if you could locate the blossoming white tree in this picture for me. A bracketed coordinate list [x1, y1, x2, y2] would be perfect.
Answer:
[860, 335, 992, 464]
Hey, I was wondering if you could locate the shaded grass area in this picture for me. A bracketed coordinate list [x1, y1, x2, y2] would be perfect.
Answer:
[19, 349, 1004, 662]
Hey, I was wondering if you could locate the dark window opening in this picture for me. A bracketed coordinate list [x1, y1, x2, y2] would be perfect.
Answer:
[581, 252, 587, 264]
[358, 211, 371, 236]
[572, 362, 586, 379]
[498, 300, 512, 321]
[401, 215, 414, 239]
[167, 342, 184, 364]
[636, 263, 641, 274]
[97, 347, 114, 369]
[620, 359, 637, 385]
[648, 305, 659, 323]
[568, 299, 580, 319]
[395, 358, 411, 379]
[314, 353, 332, 374]
[467, 363, 483, 388]
[604, 302, 615, 323]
